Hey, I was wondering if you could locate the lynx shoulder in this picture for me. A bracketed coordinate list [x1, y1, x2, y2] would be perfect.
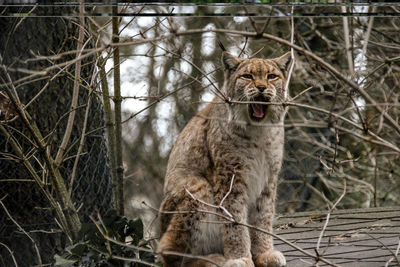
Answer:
[158, 51, 291, 267]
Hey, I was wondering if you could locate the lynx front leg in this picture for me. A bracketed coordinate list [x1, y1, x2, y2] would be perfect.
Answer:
[250, 175, 285, 267]
[223, 220, 254, 267]
[215, 173, 255, 267]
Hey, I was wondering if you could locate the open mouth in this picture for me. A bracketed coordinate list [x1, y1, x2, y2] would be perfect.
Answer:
[248, 95, 269, 122]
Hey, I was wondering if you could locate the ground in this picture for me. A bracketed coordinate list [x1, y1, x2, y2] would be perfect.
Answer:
[274, 206, 400, 267]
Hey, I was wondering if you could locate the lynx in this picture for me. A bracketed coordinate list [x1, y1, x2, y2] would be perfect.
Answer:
[158, 51, 291, 267]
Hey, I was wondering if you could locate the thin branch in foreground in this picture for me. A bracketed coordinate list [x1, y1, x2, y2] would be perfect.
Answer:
[384, 236, 400, 267]
[341, 5, 355, 78]
[366, 233, 400, 267]
[69, 93, 91, 195]
[285, 6, 295, 100]
[0, 198, 42, 265]
[0, 242, 18, 267]
[55, 1, 86, 166]
[315, 179, 347, 257]
[184, 171, 236, 221]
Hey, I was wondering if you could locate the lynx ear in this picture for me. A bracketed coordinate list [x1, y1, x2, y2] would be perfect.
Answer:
[222, 52, 242, 72]
[273, 52, 292, 73]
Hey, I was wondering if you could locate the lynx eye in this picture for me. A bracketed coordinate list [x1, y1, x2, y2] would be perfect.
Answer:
[241, 74, 253, 80]
[267, 73, 278, 80]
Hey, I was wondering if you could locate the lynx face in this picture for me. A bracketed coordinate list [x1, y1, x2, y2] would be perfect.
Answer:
[222, 52, 291, 124]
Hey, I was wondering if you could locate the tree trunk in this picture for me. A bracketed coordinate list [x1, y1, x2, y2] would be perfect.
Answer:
[0, 6, 113, 266]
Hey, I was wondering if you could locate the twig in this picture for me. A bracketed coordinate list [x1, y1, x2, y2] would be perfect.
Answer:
[341, 5, 354, 78]
[96, 211, 114, 255]
[55, 1, 86, 166]
[122, 79, 200, 124]
[359, 6, 376, 78]
[24, 63, 71, 109]
[219, 170, 236, 207]
[330, 128, 340, 174]
[365, 233, 400, 267]
[384, 236, 400, 267]
[284, 6, 295, 99]
[259, 8, 273, 36]
[374, 151, 378, 207]
[0, 242, 18, 267]
[315, 179, 346, 258]
[184, 170, 236, 221]
[69, 93, 91, 195]
[318, 156, 332, 172]
[348, 93, 368, 133]
[0, 198, 42, 265]
[151, 42, 226, 101]
[0, 179, 34, 182]
[184, 186, 233, 221]
[143, 201, 233, 223]
[291, 86, 314, 101]
[238, 36, 248, 57]
[305, 178, 333, 207]
[244, 6, 260, 35]
[41, 104, 87, 147]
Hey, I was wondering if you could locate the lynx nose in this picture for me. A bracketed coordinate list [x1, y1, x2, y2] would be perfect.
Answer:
[256, 85, 266, 92]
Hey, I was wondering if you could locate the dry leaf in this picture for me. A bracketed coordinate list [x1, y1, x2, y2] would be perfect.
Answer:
[0, 91, 18, 120]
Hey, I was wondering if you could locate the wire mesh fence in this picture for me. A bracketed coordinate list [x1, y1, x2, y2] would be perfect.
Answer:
[0, 9, 113, 266]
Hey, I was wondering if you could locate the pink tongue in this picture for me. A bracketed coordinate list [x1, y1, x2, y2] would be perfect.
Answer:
[251, 104, 264, 118]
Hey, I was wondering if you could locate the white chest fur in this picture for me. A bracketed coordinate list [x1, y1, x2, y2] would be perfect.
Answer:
[243, 126, 284, 207]
[246, 148, 269, 206]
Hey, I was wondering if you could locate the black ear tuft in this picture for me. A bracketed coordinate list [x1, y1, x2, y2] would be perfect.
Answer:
[222, 52, 242, 72]
[273, 52, 292, 73]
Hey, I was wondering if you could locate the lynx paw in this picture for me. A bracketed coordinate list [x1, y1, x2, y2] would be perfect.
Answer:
[255, 250, 286, 267]
[223, 257, 255, 267]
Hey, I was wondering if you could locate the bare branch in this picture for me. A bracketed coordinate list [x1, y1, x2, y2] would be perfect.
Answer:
[112, 4, 125, 216]
[341, 6, 355, 77]
[55, 2, 86, 166]
[315, 179, 347, 256]
[0, 242, 18, 267]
